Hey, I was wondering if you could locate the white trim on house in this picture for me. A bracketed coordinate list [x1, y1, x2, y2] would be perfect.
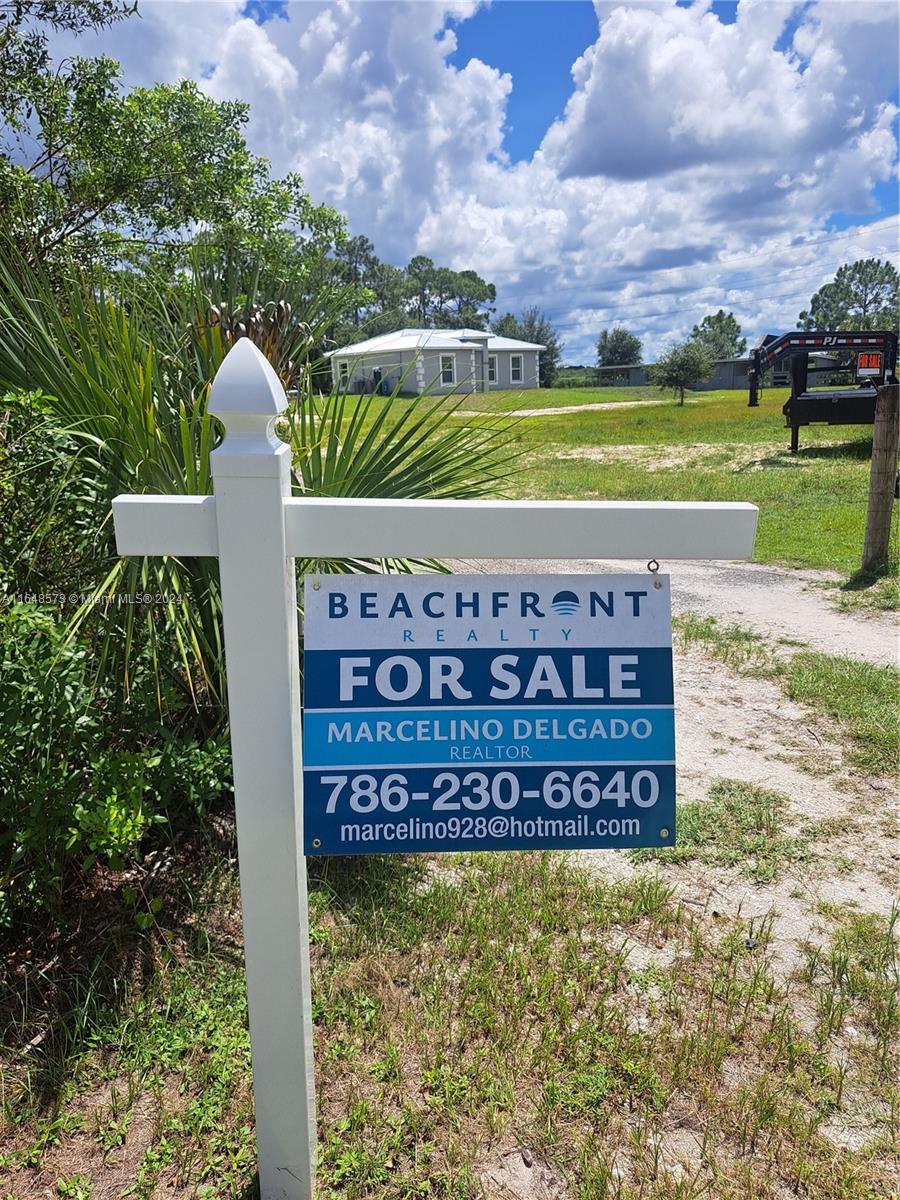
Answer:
[488, 354, 497, 384]
[510, 354, 523, 383]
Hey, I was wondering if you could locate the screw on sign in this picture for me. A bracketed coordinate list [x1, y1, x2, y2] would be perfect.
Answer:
[112, 338, 758, 1200]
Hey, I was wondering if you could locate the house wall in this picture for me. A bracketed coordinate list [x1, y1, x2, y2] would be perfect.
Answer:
[693, 360, 751, 391]
[332, 343, 541, 395]
[331, 351, 416, 394]
[597, 361, 756, 391]
[488, 349, 540, 389]
[416, 347, 485, 394]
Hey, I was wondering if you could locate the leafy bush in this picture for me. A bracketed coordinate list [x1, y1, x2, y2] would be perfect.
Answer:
[0, 604, 231, 926]
[0, 243, 515, 727]
[0, 391, 100, 600]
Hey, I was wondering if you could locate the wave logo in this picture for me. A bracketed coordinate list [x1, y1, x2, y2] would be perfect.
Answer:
[550, 589, 580, 616]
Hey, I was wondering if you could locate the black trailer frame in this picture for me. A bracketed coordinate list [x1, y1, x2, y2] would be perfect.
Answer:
[748, 331, 898, 452]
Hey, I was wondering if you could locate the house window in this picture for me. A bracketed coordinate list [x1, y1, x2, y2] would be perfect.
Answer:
[338, 361, 349, 387]
[440, 355, 455, 385]
[510, 354, 523, 383]
[488, 355, 497, 383]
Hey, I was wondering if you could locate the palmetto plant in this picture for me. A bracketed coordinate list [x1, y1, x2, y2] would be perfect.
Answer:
[0, 242, 515, 730]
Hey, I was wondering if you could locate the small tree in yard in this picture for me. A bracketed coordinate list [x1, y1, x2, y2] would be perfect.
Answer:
[650, 340, 713, 405]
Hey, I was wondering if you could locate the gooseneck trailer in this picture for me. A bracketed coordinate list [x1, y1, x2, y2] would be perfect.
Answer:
[747, 330, 898, 452]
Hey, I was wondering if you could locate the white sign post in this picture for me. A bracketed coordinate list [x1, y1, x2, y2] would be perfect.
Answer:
[112, 338, 758, 1200]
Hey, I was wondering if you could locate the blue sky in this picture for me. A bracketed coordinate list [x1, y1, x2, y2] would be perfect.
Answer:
[448, 2, 599, 163]
[46, 0, 900, 363]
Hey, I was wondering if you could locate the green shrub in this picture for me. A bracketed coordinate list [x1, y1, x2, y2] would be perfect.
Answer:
[0, 604, 231, 926]
[0, 391, 99, 600]
[0, 244, 515, 726]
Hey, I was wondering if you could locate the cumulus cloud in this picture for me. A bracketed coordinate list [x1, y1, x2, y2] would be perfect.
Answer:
[542, 0, 897, 181]
[39, 0, 899, 361]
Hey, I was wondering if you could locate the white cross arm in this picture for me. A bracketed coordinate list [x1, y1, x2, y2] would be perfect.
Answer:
[284, 497, 757, 560]
[113, 494, 758, 561]
[112, 494, 218, 557]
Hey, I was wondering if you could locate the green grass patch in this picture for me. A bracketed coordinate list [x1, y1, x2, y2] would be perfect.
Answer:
[460, 385, 898, 576]
[830, 569, 900, 614]
[674, 613, 899, 777]
[784, 652, 900, 775]
[632, 779, 817, 883]
[2, 845, 897, 1197]
[801, 905, 899, 1074]
[674, 612, 776, 673]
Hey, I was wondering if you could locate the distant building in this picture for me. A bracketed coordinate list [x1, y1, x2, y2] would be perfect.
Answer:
[595, 354, 837, 390]
[327, 328, 545, 395]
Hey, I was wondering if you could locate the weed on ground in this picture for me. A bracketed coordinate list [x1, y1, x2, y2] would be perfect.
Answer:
[673, 614, 899, 777]
[1, 845, 897, 1199]
[630, 779, 823, 883]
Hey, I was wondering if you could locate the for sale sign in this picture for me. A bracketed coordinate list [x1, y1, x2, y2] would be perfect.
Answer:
[857, 350, 884, 379]
[302, 575, 675, 856]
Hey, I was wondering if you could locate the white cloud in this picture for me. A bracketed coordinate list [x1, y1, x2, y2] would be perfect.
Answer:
[40, 0, 900, 363]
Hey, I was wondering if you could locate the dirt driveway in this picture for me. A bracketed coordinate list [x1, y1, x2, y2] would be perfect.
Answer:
[455, 556, 897, 667]
[454, 554, 898, 1160]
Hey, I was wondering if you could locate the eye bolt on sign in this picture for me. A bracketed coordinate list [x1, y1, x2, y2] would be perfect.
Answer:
[303, 574, 675, 855]
[112, 339, 758, 1200]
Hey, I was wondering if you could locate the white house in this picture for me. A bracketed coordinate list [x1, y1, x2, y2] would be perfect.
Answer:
[327, 328, 544, 395]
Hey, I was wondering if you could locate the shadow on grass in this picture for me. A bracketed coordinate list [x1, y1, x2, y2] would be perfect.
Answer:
[794, 437, 873, 461]
[732, 437, 873, 473]
[307, 852, 435, 946]
[0, 819, 418, 1122]
[0, 815, 246, 1119]
[840, 565, 898, 594]
[735, 455, 804, 471]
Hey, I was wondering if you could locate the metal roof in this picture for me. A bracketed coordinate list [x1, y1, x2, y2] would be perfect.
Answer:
[327, 328, 545, 357]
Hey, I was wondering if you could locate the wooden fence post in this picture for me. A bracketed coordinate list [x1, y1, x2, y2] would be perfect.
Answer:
[862, 382, 899, 575]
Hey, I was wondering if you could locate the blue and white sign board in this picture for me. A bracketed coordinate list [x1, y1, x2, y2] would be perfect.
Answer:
[302, 574, 675, 855]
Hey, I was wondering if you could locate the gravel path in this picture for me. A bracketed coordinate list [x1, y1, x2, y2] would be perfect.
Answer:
[452, 556, 898, 668]
[507, 399, 671, 417]
[457, 399, 677, 418]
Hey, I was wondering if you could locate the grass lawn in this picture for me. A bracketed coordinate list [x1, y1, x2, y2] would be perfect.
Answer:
[2, 843, 897, 1199]
[452, 385, 896, 578]
[312, 383, 897, 580]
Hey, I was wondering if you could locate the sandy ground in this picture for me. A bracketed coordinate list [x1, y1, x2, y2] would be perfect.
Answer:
[453, 556, 898, 1004]
[457, 399, 683, 418]
[454, 556, 899, 668]
[508, 399, 674, 417]
[591, 649, 898, 980]
[474, 623, 899, 1197]
[460, 556, 898, 1187]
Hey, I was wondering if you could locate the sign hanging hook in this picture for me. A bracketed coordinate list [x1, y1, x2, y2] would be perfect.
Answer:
[647, 559, 662, 589]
